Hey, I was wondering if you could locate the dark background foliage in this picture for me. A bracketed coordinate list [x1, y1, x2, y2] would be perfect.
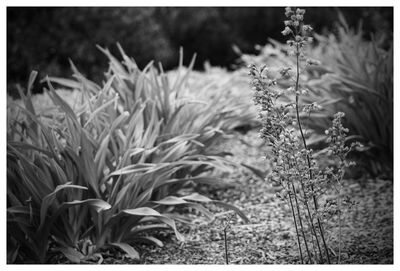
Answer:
[7, 7, 392, 96]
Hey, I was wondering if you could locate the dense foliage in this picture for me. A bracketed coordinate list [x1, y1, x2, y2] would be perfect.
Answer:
[241, 14, 392, 178]
[7, 7, 392, 96]
[7, 47, 251, 263]
[6, 6, 393, 265]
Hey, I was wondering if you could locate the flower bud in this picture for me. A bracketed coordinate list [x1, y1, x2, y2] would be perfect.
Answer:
[281, 26, 292, 36]
[302, 25, 313, 32]
[285, 7, 293, 17]
[296, 8, 306, 15]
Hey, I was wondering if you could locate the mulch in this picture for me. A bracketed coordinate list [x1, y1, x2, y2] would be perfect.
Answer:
[52, 129, 392, 264]
[116, 130, 393, 264]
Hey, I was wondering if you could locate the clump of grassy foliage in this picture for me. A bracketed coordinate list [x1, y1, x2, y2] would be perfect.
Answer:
[242, 12, 392, 178]
[7, 46, 250, 263]
[249, 7, 360, 263]
[308, 14, 393, 177]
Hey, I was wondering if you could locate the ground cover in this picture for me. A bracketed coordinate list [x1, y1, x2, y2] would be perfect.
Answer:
[50, 130, 393, 264]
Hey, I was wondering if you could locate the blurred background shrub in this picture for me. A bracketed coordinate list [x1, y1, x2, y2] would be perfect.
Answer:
[239, 13, 393, 178]
[7, 7, 392, 97]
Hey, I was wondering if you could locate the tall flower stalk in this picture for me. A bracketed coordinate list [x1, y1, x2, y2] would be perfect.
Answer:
[284, 7, 331, 264]
[249, 7, 358, 264]
[325, 112, 360, 263]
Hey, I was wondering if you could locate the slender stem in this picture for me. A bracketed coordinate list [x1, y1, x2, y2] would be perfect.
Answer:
[338, 188, 342, 264]
[317, 207, 331, 263]
[294, 42, 331, 264]
[337, 166, 345, 264]
[286, 183, 304, 263]
[224, 228, 229, 264]
[291, 149, 324, 263]
[299, 182, 324, 263]
[309, 228, 319, 264]
[291, 182, 312, 262]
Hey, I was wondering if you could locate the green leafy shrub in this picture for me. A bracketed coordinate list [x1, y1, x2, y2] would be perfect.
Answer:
[7, 46, 250, 263]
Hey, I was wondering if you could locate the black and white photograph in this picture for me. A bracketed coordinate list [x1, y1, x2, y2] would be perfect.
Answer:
[4, 1, 396, 265]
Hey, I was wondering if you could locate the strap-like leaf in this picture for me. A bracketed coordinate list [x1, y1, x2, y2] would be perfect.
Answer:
[182, 193, 212, 203]
[129, 224, 170, 234]
[110, 242, 140, 260]
[39, 182, 88, 229]
[58, 247, 84, 264]
[122, 207, 161, 217]
[46, 77, 82, 90]
[120, 207, 184, 242]
[128, 236, 164, 248]
[213, 201, 250, 223]
[45, 79, 80, 127]
[109, 163, 156, 176]
[63, 199, 111, 213]
[152, 196, 187, 205]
